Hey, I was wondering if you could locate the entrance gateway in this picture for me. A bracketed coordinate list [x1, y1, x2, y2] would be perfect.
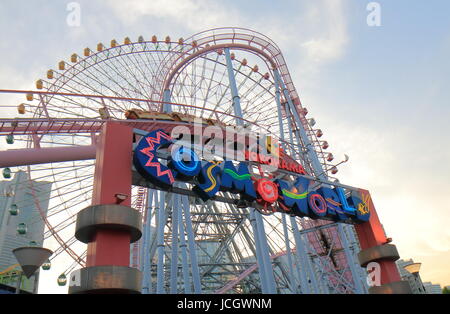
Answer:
[0, 28, 411, 294]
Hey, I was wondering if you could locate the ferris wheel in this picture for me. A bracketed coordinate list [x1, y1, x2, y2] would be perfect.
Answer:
[0, 28, 371, 294]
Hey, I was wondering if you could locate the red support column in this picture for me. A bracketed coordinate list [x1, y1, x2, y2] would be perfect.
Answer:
[87, 122, 133, 267]
[354, 189, 410, 293]
[70, 122, 142, 294]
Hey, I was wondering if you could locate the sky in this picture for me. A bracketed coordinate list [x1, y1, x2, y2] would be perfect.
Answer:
[0, 0, 449, 292]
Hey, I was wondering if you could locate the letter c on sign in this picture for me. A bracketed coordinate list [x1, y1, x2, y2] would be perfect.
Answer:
[133, 129, 175, 188]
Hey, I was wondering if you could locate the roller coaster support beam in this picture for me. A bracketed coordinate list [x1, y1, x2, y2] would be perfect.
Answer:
[156, 191, 166, 293]
[141, 189, 154, 294]
[181, 194, 202, 293]
[163, 89, 172, 113]
[226, 48, 276, 293]
[170, 193, 180, 293]
[178, 194, 192, 293]
[224, 48, 244, 127]
[70, 122, 142, 294]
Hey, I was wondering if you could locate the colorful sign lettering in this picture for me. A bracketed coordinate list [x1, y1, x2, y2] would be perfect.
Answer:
[133, 130, 370, 224]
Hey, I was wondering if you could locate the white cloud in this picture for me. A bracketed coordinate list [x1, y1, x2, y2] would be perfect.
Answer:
[301, 0, 349, 65]
[102, 0, 243, 31]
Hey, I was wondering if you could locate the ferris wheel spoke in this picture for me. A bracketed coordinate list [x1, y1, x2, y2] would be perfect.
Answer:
[123, 52, 156, 98]
[198, 54, 221, 118]
[46, 182, 93, 216]
[12, 167, 92, 210]
[60, 249, 87, 275]
[111, 53, 154, 99]
[45, 69, 121, 114]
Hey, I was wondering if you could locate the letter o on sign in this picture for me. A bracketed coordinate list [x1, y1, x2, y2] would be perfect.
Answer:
[308, 193, 327, 217]
[170, 146, 201, 178]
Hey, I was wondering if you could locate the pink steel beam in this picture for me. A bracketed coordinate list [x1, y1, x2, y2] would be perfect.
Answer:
[165, 27, 300, 104]
[0, 119, 105, 135]
[0, 90, 297, 149]
[0, 89, 276, 131]
[163, 43, 276, 91]
[0, 145, 96, 168]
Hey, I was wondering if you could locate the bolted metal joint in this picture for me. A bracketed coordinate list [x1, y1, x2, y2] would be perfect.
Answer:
[368, 280, 412, 294]
[68, 265, 142, 294]
[357, 243, 400, 267]
[75, 204, 142, 244]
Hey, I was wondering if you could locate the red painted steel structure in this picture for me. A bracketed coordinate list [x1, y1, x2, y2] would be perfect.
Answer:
[87, 122, 133, 267]
[355, 190, 401, 285]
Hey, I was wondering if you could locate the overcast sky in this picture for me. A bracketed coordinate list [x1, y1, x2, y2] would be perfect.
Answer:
[0, 0, 449, 293]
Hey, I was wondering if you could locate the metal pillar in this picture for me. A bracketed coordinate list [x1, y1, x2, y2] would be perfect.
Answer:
[142, 189, 154, 294]
[0, 145, 96, 168]
[248, 210, 269, 293]
[178, 194, 192, 293]
[15, 272, 23, 294]
[225, 48, 277, 293]
[161, 82, 176, 293]
[299, 232, 321, 293]
[170, 193, 180, 293]
[289, 216, 311, 293]
[163, 89, 172, 113]
[347, 225, 369, 292]
[156, 191, 166, 294]
[282, 100, 333, 293]
[281, 215, 299, 293]
[224, 48, 244, 126]
[181, 195, 202, 293]
[254, 210, 277, 293]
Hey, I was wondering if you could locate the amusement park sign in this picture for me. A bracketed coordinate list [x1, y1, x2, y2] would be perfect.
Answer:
[133, 129, 370, 224]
